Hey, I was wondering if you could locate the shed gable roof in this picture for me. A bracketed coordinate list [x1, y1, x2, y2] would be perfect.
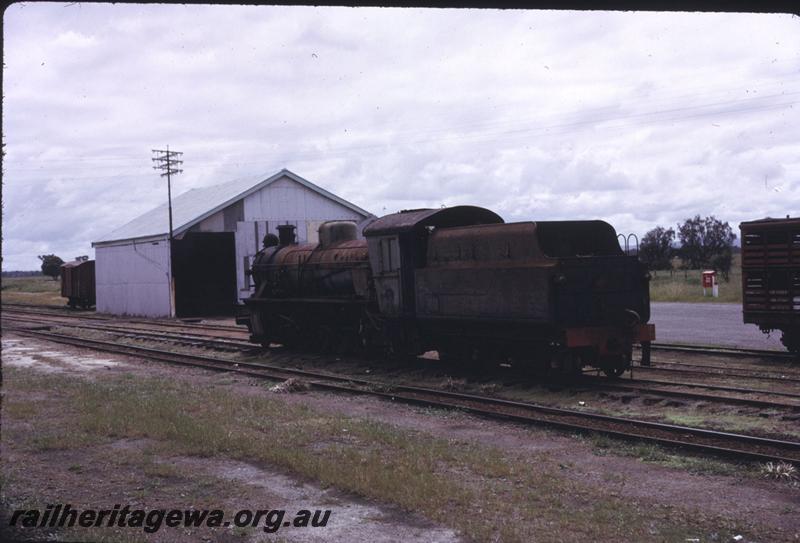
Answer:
[93, 169, 371, 246]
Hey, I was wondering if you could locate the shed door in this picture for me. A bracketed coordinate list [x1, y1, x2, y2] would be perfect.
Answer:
[172, 232, 237, 317]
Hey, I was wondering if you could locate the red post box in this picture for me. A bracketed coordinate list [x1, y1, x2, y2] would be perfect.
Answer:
[702, 270, 718, 297]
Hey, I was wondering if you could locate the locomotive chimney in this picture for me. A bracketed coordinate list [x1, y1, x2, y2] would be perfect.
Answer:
[277, 224, 297, 246]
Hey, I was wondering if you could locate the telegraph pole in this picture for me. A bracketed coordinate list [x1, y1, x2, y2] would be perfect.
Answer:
[152, 147, 183, 318]
[152, 147, 183, 240]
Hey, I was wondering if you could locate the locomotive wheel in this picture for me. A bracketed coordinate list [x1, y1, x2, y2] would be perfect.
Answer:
[781, 330, 800, 355]
[437, 348, 463, 367]
[602, 365, 626, 378]
[601, 354, 630, 378]
[313, 325, 337, 353]
[437, 345, 484, 372]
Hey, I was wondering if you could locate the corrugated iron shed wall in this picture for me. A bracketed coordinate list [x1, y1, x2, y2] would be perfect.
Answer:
[95, 238, 172, 317]
[93, 171, 372, 317]
[234, 176, 367, 299]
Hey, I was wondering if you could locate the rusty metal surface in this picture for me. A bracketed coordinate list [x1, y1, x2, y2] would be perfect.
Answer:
[318, 221, 357, 248]
[565, 324, 654, 350]
[244, 204, 656, 368]
[426, 222, 543, 264]
[741, 216, 799, 230]
[363, 205, 503, 237]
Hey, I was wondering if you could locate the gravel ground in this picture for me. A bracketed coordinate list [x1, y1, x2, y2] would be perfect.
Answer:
[2, 334, 799, 542]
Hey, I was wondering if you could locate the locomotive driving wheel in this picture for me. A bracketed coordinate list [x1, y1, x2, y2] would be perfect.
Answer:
[781, 329, 800, 355]
[601, 353, 631, 378]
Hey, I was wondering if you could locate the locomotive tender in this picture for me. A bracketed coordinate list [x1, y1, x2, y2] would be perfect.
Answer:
[241, 206, 655, 376]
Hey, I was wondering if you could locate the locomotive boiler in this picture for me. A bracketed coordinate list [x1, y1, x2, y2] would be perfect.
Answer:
[241, 206, 655, 376]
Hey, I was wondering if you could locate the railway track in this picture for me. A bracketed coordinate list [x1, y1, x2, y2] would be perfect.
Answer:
[4, 311, 800, 412]
[3, 313, 253, 351]
[4, 304, 796, 362]
[1, 307, 246, 337]
[5, 325, 800, 465]
[651, 342, 796, 361]
[1, 305, 243, 334]
[630, 364, 800, 386]
[645, 358, 800, 382]
[581, 376, 800, 411]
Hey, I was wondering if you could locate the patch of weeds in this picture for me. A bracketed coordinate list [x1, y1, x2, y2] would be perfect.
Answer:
[658, 456, 743, 477]
[585, 434, 745, 476]
[440, 376, 468, 391]
[477, 383, 502, 395]
[230, 525, 253, 538]
[588, 433, 616, 453]
[2, 399, 41, 420]
[628, 442, 671, 462]
[269, 378, 311, 393]
[663, 413, 711, 427]
[58, 526, 149, 543]
[760, 461, 798, 483]
[9, 369, 770, 543]
[142, 461, 181, 479]
[27, 430, 96, 452]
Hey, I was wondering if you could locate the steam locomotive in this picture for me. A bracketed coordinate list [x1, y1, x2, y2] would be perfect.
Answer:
[239, 206, 655, 376]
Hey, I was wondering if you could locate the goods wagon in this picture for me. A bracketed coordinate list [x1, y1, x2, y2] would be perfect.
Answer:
[740, 216, 800, 354]
[60, 257, 95, 309]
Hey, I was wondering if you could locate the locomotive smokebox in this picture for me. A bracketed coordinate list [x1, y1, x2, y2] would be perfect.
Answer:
[319, 221, 357, 248]
[277, 224, 297, 246]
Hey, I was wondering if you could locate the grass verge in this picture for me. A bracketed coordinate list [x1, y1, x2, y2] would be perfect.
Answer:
[2, 367, 767, 543]
[648, 255, 741, 303]
[1, 275, 64, 306]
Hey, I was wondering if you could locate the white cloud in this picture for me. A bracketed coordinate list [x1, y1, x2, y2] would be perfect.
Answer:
[2, 4, 799, 269]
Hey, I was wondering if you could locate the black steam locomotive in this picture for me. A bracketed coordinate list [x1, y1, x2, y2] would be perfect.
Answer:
[240, 206, 654, 376]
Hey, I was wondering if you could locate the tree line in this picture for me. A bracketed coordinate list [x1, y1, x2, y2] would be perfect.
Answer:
[639, 215, 737, 280]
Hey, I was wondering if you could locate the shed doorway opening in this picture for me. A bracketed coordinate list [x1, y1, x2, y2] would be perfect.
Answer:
[171, 232, 237, 318]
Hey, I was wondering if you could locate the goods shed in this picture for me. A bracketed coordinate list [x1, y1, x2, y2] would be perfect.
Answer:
[91, 169, 372, 318]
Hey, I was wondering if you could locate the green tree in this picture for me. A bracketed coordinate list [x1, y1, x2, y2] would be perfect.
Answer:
[676, 215, 736, 280]
[639, 226, 675, 270]
[38, 254, 64, 280]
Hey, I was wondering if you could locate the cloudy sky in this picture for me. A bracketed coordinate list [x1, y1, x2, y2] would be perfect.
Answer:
[3, 3, 798, 270]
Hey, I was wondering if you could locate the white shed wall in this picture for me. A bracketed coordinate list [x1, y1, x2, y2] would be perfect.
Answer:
[243, 177, 364, 223]
[192, 210, 225, 232]
[234, 176, 365, 300]
[95, 173, 370, 314]
[95, 239, 172, 317]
